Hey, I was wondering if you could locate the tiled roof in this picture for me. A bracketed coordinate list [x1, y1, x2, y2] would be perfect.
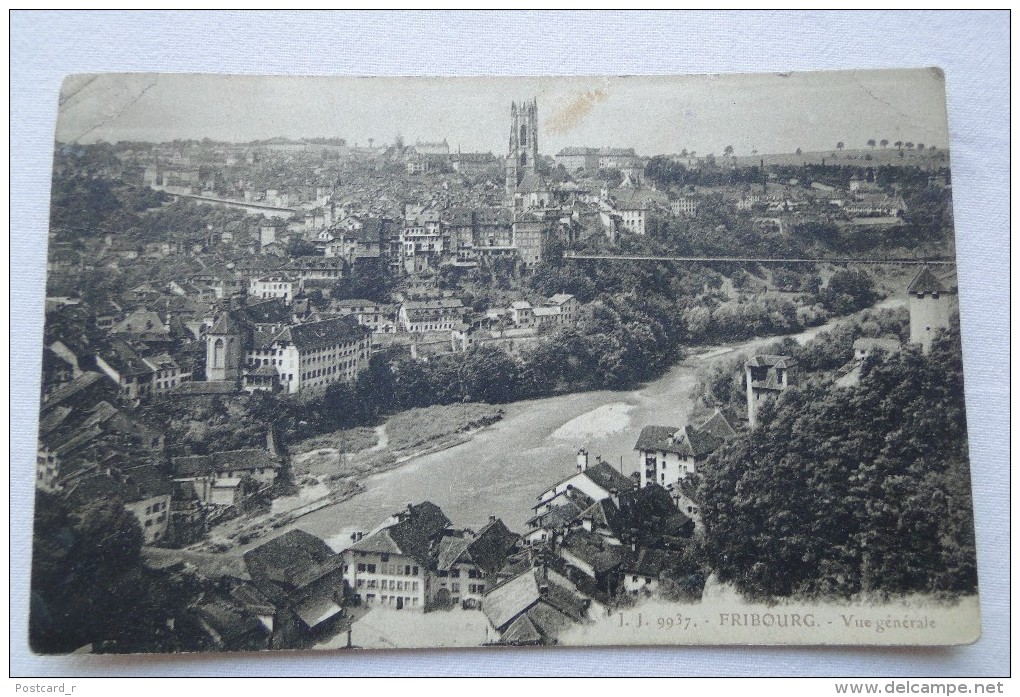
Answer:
[272, 316, 369, 352]
[173, 448, 280, 477]
[43, 371, 105, 409]
[907, 266, 949, 295]
[559, 529, 626, 575]
[746, 354, 795, 369]
[243, 529, 338, 594]
[349, 501, 451, 567]
[65, 467, 170, 505]
[634, 425, 686, 455]
[695, 409, 736, 441]
[583, 461, 637, 494]
[466, 519, 520, 575]
[436, 535, 472, 571]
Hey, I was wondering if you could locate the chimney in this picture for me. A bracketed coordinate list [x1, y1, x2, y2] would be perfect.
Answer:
[610, 488, 619, 506]
[489, 515, 497, 523]
[576, 448, 589, 472]
[538, 583, 549, 596]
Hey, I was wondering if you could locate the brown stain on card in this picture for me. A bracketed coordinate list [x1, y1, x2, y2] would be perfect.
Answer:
[546, 89, 608, 134]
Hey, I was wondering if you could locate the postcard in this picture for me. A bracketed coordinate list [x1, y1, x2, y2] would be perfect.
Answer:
[30, 69, 977, 654]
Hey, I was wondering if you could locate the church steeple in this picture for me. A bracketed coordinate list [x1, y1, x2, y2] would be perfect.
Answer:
[506, 98, 539, 195]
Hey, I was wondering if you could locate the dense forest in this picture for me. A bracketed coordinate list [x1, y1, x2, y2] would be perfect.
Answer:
[697, 323, 976, 600]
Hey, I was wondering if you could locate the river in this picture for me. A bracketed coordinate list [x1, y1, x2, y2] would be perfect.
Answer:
[251, 297, 906, 553]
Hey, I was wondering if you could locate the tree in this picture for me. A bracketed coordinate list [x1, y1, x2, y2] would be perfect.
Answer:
[836, 142, 845, 151]
[818, 269, 879, 315]
[795, 147, 802, 156]
[894, 140, 903, 150]
[699, 325, 976, 600]
[880, 139, 889, 149]
[917, 143, 925, 151]
[867, 139, 877, 149]
[905, 142, 915, 150]
[723, 145, 734, 157]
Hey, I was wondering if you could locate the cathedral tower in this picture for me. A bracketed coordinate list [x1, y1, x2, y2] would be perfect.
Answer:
[506, 98, 539, 194]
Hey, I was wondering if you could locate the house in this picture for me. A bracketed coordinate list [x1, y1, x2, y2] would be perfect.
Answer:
[634, 410, 736, 489]
[398, 298, 465, 333]
[243, 529, 347, 647]
[256, 316, 373, 395]
[172, 440, 283, 506]
[95, 341, 156, 402]
[95, 340, 190, 401]
[433, 517, 521, 608]
[182, 600, 271, 652]
[333, 299, 396, 334]
[670, 196, 699, 217]
[206, 310, 372, 395]
[835, 337, 903, 389]
[41, 347, 75, 397]
[249, 275, 300, 305]
[481, 565, 590, 645]
[554, 146, 600, 173]
[546, 293, 579, 323]
[556, 527, 627, 600]
[64, 467, 172, 545]
[343, 501, 452, 610]
[509, 301, 535, 328]
[622, 548, 675, 597]
[745, 354, 797, 428]
[528, 451, 636, 545]
[532, 306, 562, 328]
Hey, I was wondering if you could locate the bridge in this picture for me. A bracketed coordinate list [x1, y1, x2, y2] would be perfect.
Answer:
[170, 193, 298, 219]
[561, 252, 955, 266]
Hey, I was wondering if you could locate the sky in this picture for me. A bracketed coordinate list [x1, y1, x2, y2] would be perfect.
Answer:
[55, 69, 950, 157]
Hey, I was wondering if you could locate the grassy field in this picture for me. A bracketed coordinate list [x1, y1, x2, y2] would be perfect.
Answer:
[385, 403, 504, 451]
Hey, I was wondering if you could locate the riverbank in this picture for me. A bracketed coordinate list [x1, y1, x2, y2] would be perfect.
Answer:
[186, 403, 505, 553]
[187, 296, 904, 556]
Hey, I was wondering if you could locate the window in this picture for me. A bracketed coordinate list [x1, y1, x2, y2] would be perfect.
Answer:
[450, 569, 460, 579]
[367, 564, 377, 573]
[357, 563, 366, 572]
[357, 579, 364, 588]
[412, 566, 419, 576]
[381, 553, 389, 562]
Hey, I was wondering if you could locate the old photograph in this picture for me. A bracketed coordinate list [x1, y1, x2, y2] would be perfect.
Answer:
[29, 70, 978, 654]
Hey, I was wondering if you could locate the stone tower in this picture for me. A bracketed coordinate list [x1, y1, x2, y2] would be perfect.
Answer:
[745, 354, 796, 429]
[205, 310, 244, 383]
[907, 266, 955, 354]
[505, 98, 539, 195]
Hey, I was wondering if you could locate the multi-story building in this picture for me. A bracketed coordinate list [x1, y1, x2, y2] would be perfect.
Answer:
[398, 299, 465, 333]
[634, 410, 735, 490]
[554, 146, 600, 173]
[343, 502, 453, 610]
[249, 275, 300, 305]
[64, 468, 172, 545]
[206, 307, 372, 395]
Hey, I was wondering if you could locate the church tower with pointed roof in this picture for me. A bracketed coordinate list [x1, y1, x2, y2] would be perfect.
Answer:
[907, 265, 956, 354]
